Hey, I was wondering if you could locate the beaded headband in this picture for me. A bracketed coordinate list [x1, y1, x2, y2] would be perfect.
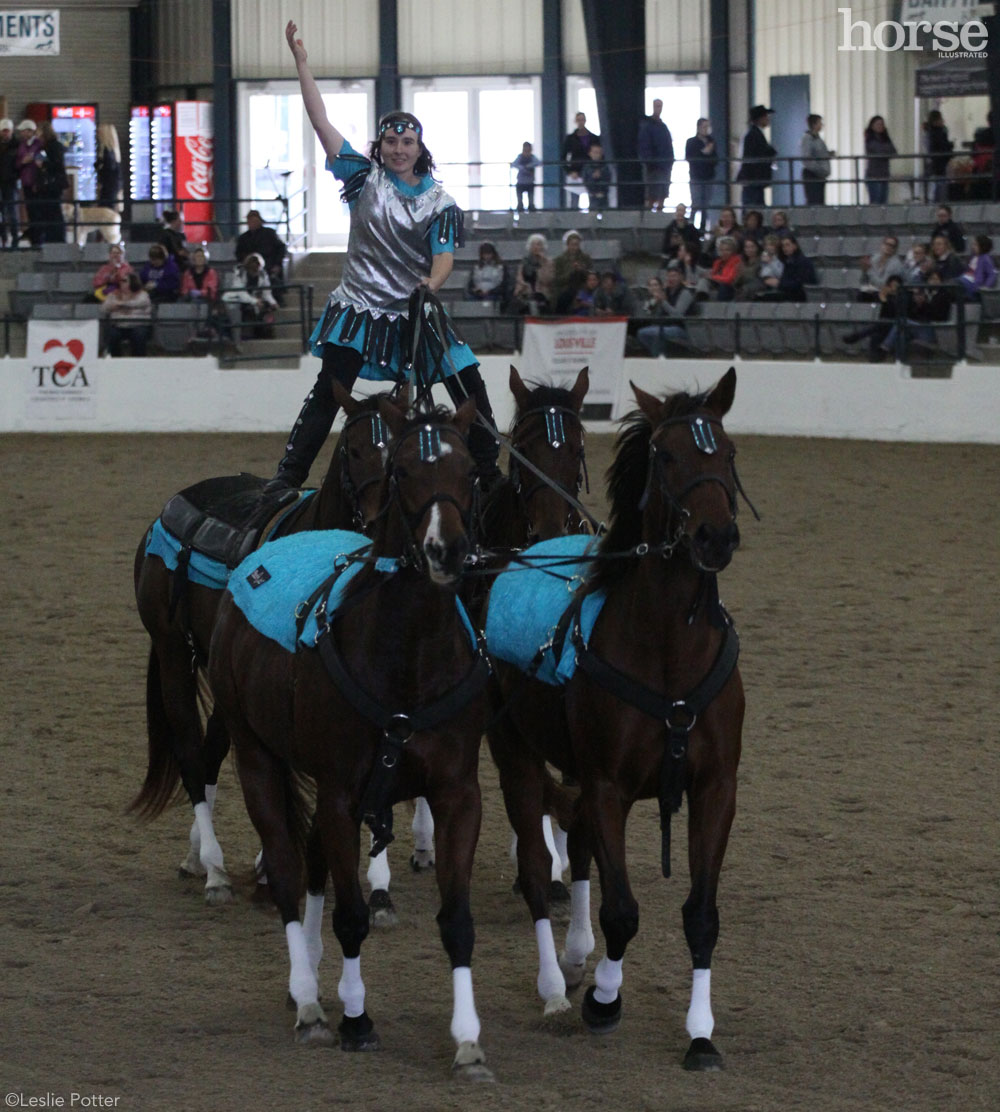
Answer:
[379, 117, 421, 138]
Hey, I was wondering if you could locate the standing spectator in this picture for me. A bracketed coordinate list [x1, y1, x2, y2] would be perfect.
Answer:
[91, 243, 133, 300]
[102, 272, 152, 356]
[638, 266, 694, 355]
[0, 118, 19, 248]
[736, 105, 776, 209]
[593, 270, 635, 317]
[95, 124, 122, 209]
[16, 119, 44, 246]
[857, 235, 903, 300]
[685, 118, 717, 231]
[707, 236, 742, 301]
[582, 142, 613, 210]
[929, 232, 964, 283]
[35, 121, 67, 244]
[864, 116, 897, 205]
[510, 141, 540, 213]
[562, 112, 598, 210]
[553, 229, 593, 308]
[958, 235, 997, 299]
[180, 246, 220, 303]
[235, 209, 289, 302]
[158, 210, 189, 271]
[637, 99, 674, 212]
[799, 114, 834, 206]
[466, 242, 509, 304]
[929, 205, 965, 254]
[512, 233, 555, 313]
[140, 243, 180, 302]
[923, 110, 954, 203]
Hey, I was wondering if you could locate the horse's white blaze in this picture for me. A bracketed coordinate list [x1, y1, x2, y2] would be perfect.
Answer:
[534, 918, 567, 1002]
[366, 842, 390, 893]
[686, 967, 714, 1039]
[450, 966, 481, 1045]
[593, 955, 623, 1005]
[303, 892, 324, 976]
[286, 921, 319, 1006]
[425, 503, 443, 550]
[338, 955, 366, 1018]
[563, 880, 595, 966]
[412, 796, 434, 852]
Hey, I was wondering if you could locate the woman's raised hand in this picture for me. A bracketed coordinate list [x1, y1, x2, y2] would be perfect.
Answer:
[285, 20, 307, 64]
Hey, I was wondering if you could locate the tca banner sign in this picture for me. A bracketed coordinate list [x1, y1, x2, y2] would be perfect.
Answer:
[520, 316, 628, 408]
[26, 319, 99, 418]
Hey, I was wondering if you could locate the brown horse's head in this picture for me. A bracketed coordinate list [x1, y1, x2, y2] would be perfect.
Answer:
[332, 382, 394, 532]
[507, 364, 590, 542]
[377, 395, 478, 585]
[630, 367, 741, 573]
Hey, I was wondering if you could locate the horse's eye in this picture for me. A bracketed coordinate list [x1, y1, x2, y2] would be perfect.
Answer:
[349, 445, 362, 459]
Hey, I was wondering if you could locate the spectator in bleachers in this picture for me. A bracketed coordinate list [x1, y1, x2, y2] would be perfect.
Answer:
[768, 209, 794, 241]
[799, 114, 834, 206]
[140, 243, 181, 303]
[685, 118, 717, 231]
[734, 238, 765, 301]
[958, 235, 997, 299]
[672, 240, 708, 292]
[510, 141, 540, 213]
[236, 209, 288, 302]
[863, 116, 897, 205]
[553, 230, 593, 307]
[707, 236, 742, 301]
[180, 247, 220, 303]
[758, 235, 784, 293]
[91, 243, 133, 300]
[637, 99, 674, 212]
[466, 242, 510, 304]
[929, 232, 964, 283]
[706, 207, 742, 259]
[902, 242, 930, 284]
[771, 235, 818, 302]
[565, 270, 600, 316]
[923, 110, 954, 203]
[660, 204, 701, 266]
[593, 270, 635, 317]
[929, 205, 965, 254]
[158, 210, 189, 271]
[582, 143, 613, 211]
[858, 235, 903, 301]
[741, 210, 764, 245]
[843, 274, 904, 360]
[0, 118, 19, 248]
[637, 267, 694, 356]
[223, 252, 278, 338]
[512, 233, 554, 313]
[736, 105, 776, 209]
[878, 271, 952, 361]
[102, 272, 152, 356]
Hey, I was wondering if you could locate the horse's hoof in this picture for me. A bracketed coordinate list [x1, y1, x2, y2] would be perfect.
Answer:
[204, 884, 233, 907]
[550, 879, 570, 903]
[543, 994, 572, 1017]
[178, 861, 206, 879]
[338, 1011, 380, 1052]
[683, 1037, 724, 1071]
[581, 985, 622, 1034]
[295, 1003, 334, 1048]
[368, 889, 398, 928]
[409, 850, 435, 872]
[452, 1041, 494, 1082]
[558, 955, 587, 991]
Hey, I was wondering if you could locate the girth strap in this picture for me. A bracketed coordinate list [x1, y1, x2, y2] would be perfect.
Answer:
[571, 616, 740, 878]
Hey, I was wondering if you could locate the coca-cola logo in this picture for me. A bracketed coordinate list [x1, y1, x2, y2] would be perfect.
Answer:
[183, 135, 213, 200]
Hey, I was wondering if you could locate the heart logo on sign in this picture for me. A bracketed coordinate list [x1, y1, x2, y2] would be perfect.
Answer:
[43, 338, 86, 378]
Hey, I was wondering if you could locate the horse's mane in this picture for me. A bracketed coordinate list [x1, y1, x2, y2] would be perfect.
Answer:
[589, 389, 708, 593]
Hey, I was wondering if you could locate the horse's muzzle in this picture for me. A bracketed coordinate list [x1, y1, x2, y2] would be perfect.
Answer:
[691, 520, 740, 572]
[424, 532, 470, 585]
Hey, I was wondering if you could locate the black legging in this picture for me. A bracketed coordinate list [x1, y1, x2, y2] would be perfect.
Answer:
[276, 344, 500, 486]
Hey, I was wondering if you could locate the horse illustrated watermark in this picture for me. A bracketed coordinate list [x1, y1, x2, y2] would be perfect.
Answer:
[838, 6, 989, 57]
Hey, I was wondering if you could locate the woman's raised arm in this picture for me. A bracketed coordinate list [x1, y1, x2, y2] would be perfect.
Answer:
[286, 21, 344, 161]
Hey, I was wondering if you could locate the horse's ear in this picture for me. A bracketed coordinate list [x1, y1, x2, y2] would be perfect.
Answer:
[570, 366, 590, 411]
[705, 367, 737, 418]
[631, 381, 663, 425]
[452, 396, 478, 439]
[509, 364, 531, 410]
[377, 394, 408, 437]
[332, 380, 359, 417]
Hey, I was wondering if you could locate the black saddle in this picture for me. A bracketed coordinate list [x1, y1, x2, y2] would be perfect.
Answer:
[160, 473, 303, 570]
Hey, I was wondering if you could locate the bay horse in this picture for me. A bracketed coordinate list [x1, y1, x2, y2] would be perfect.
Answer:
[485, 368, 748, 1069]
[131, 382, 392, 904]
[207, 397, 493, 1077]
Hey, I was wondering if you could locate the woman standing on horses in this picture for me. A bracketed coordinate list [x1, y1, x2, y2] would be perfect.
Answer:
[266, 20, 501, 492]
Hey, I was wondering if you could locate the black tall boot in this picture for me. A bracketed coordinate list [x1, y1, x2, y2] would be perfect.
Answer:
[444, 365, 502, 492]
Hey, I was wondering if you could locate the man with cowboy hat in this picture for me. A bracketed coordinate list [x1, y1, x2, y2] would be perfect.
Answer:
[736, 105, 777, 209]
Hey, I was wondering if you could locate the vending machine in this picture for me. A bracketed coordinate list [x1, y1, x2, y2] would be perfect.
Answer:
[129, 100, 214, 240]
[26, 101, 98, 201]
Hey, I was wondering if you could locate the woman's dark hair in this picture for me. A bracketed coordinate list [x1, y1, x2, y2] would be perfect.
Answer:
[925, 109, 945, 130]
[126, 272, 142, 292]
[479, 242, 500, 262]
[148, 244, 166, 263]
[743, 210, 763, 229]
[975, 234, 993, 255]
[782, 234, 800, 251]
[864, 115, 891, 144]
[369, 111, 435, 176]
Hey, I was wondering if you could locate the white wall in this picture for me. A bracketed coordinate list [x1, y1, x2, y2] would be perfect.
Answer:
[3, 354, 998, 443]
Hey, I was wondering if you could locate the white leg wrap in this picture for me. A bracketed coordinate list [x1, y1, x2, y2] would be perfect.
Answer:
[449, 966, 481, 1045]
[686, 967, 714, 1039]
[542, 815, 561, 882]
[338, 955, 366, 1019]
[535, 919, 567, 1002]
[412, 797, 434, 852]
[552, 822, 569, 873]
[563, 880, 595, 965]
[286, 921, 319, 1007]
[303, 892, 324, 977]
[366, 842, 390, 893]
[193, 801, 225, 877]
[593, 956, 623, 1006]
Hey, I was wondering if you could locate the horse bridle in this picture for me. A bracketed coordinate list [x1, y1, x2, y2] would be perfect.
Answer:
[509, 404, 591, 536]
[338, 409, 391, 531]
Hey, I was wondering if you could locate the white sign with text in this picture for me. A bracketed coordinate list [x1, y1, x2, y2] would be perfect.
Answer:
[0, 10, 59, 55]
[26, 319, 99, 417]
[520, 317, 628, 407]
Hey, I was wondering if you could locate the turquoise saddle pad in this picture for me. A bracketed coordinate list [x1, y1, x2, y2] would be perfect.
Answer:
[485, 535, 607, 686]
[145, 518, 231, 590]
[229, 530, 479, 653]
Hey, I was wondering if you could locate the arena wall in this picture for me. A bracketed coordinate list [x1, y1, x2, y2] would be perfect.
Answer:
[2, 355, 997, 443]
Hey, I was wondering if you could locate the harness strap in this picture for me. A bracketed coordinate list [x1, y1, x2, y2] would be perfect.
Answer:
[571, 616, 740, 878]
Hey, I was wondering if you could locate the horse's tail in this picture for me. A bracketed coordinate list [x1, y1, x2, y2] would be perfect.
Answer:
[128, 646, 185, 820]
[542, 767, 580, 832]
